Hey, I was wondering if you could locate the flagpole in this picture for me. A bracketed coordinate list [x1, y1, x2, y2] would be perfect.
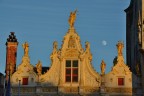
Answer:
[18, 80, 21, 96]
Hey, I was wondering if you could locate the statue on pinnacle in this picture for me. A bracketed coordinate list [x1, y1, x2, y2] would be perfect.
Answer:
[68, 10, 77, 28]
[22, 42, 29, 56]
[116, 41, 124, 56]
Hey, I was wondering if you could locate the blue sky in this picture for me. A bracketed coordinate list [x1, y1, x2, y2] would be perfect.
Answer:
[0, 0, 130, 74]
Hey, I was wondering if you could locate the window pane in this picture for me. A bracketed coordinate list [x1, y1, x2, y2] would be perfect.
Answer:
[118, 78, 124, 86]
[73, 68, 78, 75]
[72, 76, 78, 82]
[66, 76, 71, 82]
[66, 60, 71, 67]
[73, 60, 78, 67]
[66, 68, 71, 75]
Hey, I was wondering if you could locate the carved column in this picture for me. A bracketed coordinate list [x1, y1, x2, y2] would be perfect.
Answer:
[79, 55, 85, 95]
[59, 57, 64, 86]
[80, 58, 84, 86]
[58, 57, 65, 94]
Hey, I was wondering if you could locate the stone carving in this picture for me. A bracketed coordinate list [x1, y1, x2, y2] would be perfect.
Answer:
[22, 42, 29, 56]
[21, 56, 30, 64]
[68, 10, 77, 28]
[65, 49, 79, 57]
[85, 41, 92, 61]
[53, 41, 58, 51]
[85, 41, 90, 52]
[36, 60, 42, 75]
[112, 67, 119, 75]
[50, 41, 58, 60]
[68, 35, 76, 48]
[100, 60, 106, 75]
[138, 11, 142, 44]
[116, 41, 124, 56]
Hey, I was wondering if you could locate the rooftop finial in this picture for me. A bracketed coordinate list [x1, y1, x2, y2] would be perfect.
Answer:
[116, 41, 124, 56]
[100, 60, 106, 75]
[68, 9, 77, 28]
[22, 42, 29, 56]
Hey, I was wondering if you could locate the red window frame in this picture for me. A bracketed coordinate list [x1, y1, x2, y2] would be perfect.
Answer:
[118, 78, 124, 86]
[22, 77, 28, 85]
[66, 68, 71, 82]
[72, 68, 78, 82]
[65, 60, 78, 82]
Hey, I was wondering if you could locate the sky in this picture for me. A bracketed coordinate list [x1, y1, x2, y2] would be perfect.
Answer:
[0, 0, 130, 74]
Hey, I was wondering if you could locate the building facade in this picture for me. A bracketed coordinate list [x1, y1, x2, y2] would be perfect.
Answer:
[5, 10, 142, 95]
[125, 0, 144, 93]
[0, 73, 4, 96]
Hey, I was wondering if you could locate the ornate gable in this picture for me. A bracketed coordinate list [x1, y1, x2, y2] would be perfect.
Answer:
[11, 42, 37, 86]
[111, 41, 131, 75]
[40, 10, 100, 88]
[61, 28, 84, 58]
[104, 41, 132, 88]
[111, 57, 131, 75]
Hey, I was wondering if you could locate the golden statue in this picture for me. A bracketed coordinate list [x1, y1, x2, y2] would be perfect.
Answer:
[36, 60, 42, 75]
[100, 60, 106, 75]
[22, 42, 29, 56]
[116, 41, 124, 56]
[68, 10, 77, 28]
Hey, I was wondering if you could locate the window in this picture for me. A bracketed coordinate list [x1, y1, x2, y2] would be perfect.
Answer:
[65, 60, 78, 82]
[118, 78, 124, 86]
[22, 77, 28, 85]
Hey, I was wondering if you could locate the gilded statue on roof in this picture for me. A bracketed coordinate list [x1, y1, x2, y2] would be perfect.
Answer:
[116, 41, 124, 56]
[36, 60, 42, 75]
[68, 10, 77, 28]
[101, 60, 106, 75]
[22, 42, 29, 56]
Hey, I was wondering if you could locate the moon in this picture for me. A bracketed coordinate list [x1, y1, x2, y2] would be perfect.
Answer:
[102, 40, 107, 46]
